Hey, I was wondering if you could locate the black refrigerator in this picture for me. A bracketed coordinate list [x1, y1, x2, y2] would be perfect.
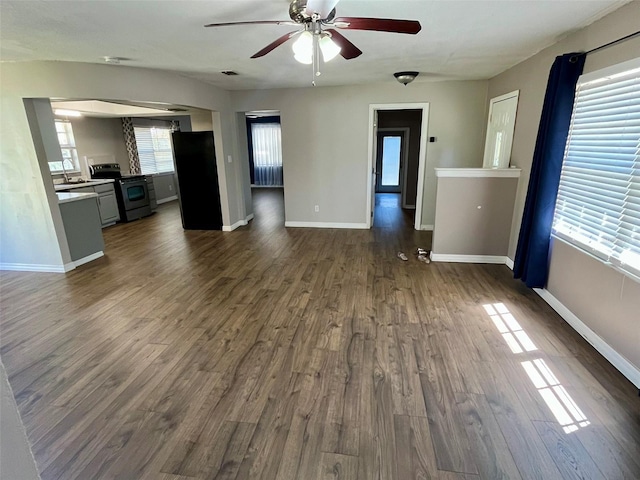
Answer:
[172, 131, 223, 230]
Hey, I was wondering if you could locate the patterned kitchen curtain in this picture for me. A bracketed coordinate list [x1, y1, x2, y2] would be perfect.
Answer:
[122, 117, 141, 174]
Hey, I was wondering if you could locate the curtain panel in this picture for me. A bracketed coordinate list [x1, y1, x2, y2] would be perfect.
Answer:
[513, 52, 586, 288]
[122, 117, 141, 175]
[251, 122, 283, 186]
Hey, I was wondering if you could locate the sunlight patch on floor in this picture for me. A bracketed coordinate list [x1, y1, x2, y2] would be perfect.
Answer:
[483, 302, 589, 434]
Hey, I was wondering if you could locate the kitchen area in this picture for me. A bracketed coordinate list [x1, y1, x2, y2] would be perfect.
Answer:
[36, 98, 213, 269]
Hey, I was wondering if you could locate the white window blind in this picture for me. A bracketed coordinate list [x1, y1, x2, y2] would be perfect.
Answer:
[134, 126, 175, 174]
[553, 57, 640, 280]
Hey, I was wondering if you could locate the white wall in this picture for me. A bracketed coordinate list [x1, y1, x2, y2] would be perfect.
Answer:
[232, 80, 488, 227]
[487, 1, 640, 380]
[0, 61, 246, 270]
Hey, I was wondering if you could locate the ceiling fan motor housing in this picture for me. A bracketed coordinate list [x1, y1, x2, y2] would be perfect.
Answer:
[289, 0, 336, 23]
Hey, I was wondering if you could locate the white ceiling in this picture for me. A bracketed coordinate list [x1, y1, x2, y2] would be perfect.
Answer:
[0, 0, 630, 90]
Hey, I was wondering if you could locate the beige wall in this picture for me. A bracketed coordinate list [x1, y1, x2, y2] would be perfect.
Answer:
[433, 176, 518, 256]
[67, 116, 130, 175]
[190, 111, 214, 132]
[231, 80, 488, 227]
[488, 2, 640, 375]
[0, 61, 246, 269]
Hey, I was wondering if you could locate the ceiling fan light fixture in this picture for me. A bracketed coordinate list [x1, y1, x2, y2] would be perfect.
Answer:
[394, 71, 419, 86]
[319, 34, 341, 62]
[292, 31, 313, 63]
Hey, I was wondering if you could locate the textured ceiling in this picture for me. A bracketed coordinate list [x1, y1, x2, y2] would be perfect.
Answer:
[0, 0, 630, 90]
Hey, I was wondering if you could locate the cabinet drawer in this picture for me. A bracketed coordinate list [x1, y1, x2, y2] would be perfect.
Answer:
[94, 183, 115, 194]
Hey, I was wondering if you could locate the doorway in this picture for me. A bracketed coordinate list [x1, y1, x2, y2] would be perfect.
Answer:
[367, 104, 429, 230]
[375, 128, 408, 194]
[244, 111, 285, 229]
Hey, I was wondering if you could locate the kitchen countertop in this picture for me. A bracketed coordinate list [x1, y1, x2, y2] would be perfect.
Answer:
[57, 192, 99, 204]
[54, 179, 115, 192]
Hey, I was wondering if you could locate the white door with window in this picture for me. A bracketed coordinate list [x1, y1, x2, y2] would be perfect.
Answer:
[483, 91, 519, 169]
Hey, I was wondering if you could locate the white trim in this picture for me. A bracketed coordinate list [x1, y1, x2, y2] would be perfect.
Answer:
[377, 127, 411, 206]
[430, 253, 509, 264]
[420, 224, 434, 231]
[222, 218, 248, 232]
[534, 288, 640, 389]
[505, 257, 514, 270]
[71, 251, 104, 268]
[285, 221, 368, 230]
[250, 185, 284, 189]
[367, 103, 429, 230]
[489, 90, 520, 104]
[579, 57, 640, 85]
[222, 214, 255, 231]
[1, 251, 104, 273]
[0, 263, 69, 273]
[435, 168, 521, 178]
[157, 195, 178, 205]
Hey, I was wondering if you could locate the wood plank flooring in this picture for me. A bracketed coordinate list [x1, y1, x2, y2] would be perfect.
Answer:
[1, 190, 639, 479]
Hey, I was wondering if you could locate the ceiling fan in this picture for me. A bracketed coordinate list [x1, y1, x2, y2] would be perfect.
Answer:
[205, 0, 421, 83]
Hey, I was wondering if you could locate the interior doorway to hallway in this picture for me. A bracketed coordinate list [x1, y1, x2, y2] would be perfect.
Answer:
[368, 105, 428, 230]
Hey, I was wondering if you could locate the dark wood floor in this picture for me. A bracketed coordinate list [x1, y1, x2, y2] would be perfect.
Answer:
[1, 190, 639, 480]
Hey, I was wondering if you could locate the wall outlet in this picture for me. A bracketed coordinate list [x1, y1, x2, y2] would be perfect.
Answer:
[314, 205, 320, 213]
[227, 155, 233, 163]
[168, 184, 172, 191]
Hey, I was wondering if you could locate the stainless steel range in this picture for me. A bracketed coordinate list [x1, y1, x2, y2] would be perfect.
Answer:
[90, 164, 152, 222]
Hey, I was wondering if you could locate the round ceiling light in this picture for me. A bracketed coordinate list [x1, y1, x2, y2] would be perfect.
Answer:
[394, 71, 419, 86]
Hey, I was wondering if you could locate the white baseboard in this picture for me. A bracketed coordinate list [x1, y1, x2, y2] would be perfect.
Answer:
[505, 257, 514, 270]
[420, 224, 434, 231]
[222, 218, 248, 232]
[1, 251, 105, 273]
[72, 251, 104, 268]
[430, 253, 509, 264]
[534, 288, 640, 389]
[222, 213, 256, 232]
[285, 221, 368, 229]
[0, 262, 68, 273]
[157, 195, 178, 205]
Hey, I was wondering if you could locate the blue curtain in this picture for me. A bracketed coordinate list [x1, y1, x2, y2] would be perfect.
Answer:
[514, 53, 586, 288]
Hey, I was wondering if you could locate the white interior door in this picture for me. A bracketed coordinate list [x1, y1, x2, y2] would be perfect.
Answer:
[483, 91, 519, 169]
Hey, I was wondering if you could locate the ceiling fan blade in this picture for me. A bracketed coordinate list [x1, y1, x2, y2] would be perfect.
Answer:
[333, 17, 422, 34]
[306, 0, 341, 19]
[251, 30, 301, 58]
[325, 29, 362, 60]
[204, 20, 297, 28]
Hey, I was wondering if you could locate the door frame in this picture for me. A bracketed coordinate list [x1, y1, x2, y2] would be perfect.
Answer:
[367, 103, 429, 230]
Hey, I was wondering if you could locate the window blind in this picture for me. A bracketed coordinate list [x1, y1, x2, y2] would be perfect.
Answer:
[553, 58, 640, 279]
[134, 126, 175, 174]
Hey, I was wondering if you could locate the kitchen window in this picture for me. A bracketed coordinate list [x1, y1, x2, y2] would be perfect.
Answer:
[552, 57, 640, 280]
[134, 126, 175, 175]
[50, 120, 80, 173]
